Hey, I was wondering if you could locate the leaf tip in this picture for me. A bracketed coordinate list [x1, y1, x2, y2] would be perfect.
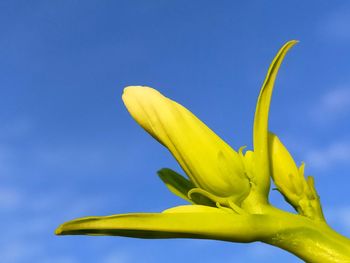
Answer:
[55, 225, 63, 235]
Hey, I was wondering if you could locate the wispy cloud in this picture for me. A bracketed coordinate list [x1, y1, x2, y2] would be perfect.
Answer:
[224, 242, 285, 263]
[321, 8, 350, 41]
[0, 184, 114, 263]
[324, 206, 350, 236]
[41, 257, 79, 263]
[305, 140, 350, 170]
[103, 251, 132, 263]
[248, 243, 276, 259]
[0, 187, 21, 210]
[0, 118, 34, 140]
[0, 240, 79, 263]
[309, 87, 350, 123]
[0, 241, 42, 263]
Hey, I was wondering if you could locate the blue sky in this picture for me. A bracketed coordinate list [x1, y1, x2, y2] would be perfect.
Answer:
[1, 1, 350, 262]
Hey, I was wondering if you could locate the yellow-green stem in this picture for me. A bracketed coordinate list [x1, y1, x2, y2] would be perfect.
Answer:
[260, 207, 350, 262]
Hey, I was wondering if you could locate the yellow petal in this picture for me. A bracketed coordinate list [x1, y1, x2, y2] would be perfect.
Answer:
[162, 204, 227, 213]
[268, 134, 325, 221]
[253, 40, 298, 197]
[268, 132, 302, 195]
[122, 87, 249, 202]
[242, 149, 255, 180]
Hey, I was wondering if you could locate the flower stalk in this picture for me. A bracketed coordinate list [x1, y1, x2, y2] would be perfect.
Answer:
[56, 41, 350, 262]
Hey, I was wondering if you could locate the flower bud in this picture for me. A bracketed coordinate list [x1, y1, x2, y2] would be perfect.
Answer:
[122, 86, 250, 203]
[268, 133, 307, 197]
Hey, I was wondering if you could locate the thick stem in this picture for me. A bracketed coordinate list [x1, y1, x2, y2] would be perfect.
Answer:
[261, 207, 350, 262]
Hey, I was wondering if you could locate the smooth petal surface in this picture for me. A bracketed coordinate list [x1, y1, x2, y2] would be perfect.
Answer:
[162, 205, 226, 213]
[55, 206, 270, 242]
[268, 133, 325, 221]
[123, 87, 249, 201]
[252, 40, 298, 199]
[268, 133, 304, 195]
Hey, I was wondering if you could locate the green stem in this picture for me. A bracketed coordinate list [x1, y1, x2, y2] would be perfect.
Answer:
[261, 207, 350, 263]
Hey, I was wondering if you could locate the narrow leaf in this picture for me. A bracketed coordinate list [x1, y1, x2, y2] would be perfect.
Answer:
[157, 168, 215, 206]
[157, 168, 194, 202]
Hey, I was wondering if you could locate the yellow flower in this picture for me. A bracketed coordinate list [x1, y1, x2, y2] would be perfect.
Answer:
[56, 39, 300, 235]
[268, 132, 306, 196]
[55, 40, 350, 262]
[268, 132, 324, 220]
[122, 86, 250, 206]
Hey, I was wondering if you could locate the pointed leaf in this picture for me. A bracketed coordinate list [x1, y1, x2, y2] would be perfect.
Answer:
[157, 168, 194, 202]
[157, 168, 215, 206]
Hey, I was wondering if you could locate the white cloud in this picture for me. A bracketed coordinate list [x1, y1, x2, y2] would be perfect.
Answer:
[324, 206, 350, 235]
[310, 87, 350, 123]
[0, 241, 42, 263]
[0, 146, 16, 178]
[0, 185, 115, 263]
[0, 240, 78, 263]
[321, 9, 350, 41]
[103, 251, 132, 263]
[321, 87, 350, 113]
[0, 118, 34, 140]
[0, 118, 35, 178]
[41, 257, 79, 263]
[305, 140, 350, 169]
[0, 187, 21, 210]
[248, 243, 275, 258]
[224, 243, 280, 263]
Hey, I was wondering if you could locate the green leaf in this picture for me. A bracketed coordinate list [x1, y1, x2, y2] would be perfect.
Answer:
[157, 168, 215, 206]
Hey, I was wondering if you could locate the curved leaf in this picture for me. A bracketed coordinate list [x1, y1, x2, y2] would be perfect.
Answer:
[157, 168, 215, 206]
